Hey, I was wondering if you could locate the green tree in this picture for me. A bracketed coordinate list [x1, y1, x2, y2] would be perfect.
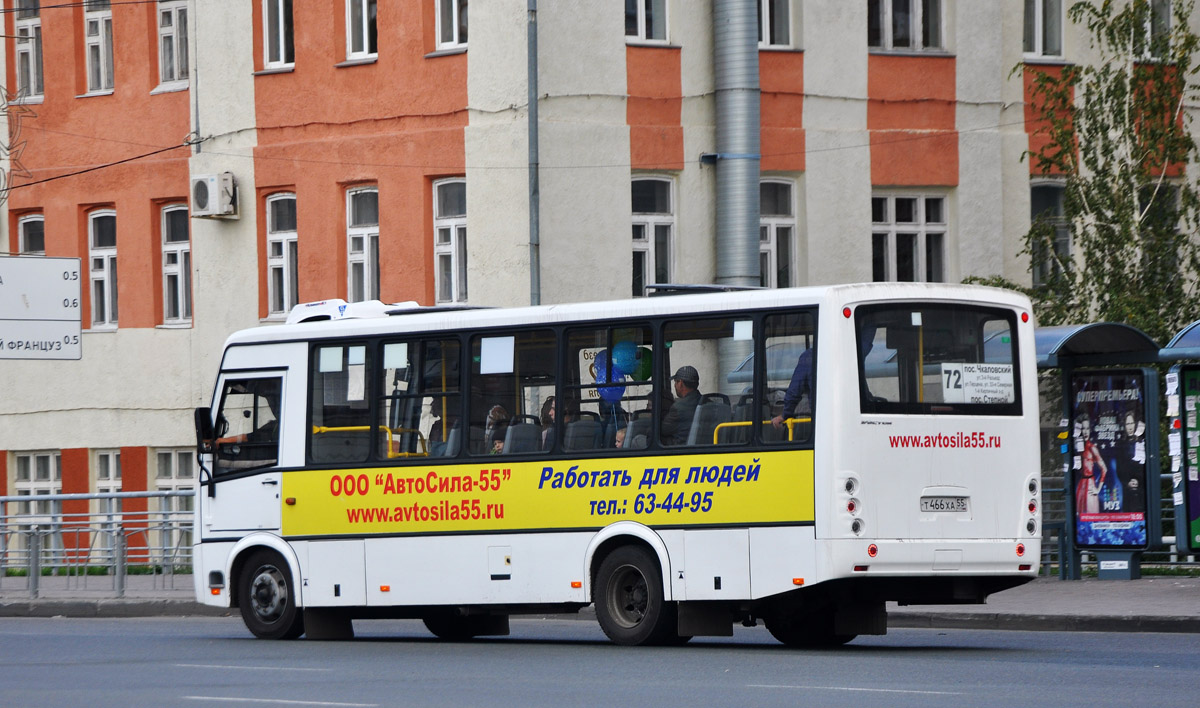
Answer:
[987, 0, 1200, 345]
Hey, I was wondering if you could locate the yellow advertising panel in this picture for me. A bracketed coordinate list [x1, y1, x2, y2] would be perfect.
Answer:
[281, 450, 814, 536]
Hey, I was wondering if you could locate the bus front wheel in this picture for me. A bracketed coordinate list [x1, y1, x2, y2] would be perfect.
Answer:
[594, 546, 678, 646]
[238, 549, 305, 640]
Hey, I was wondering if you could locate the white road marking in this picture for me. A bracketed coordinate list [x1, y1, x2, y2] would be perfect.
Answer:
[750, 684, 964, 696]
[182, 697, 377, 707]
[175, 663, 333, 673]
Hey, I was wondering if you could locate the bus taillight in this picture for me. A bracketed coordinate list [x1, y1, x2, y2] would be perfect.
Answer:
[1016, 543, 1026, 557]
[867, 544, 878, 558]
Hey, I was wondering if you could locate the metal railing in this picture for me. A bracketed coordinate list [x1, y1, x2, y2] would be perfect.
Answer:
[0, 490, 194, 599]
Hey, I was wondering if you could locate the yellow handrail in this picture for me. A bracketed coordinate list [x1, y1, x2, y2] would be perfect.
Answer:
[312, 425, 428, 458]
[712, 417, 812, 443]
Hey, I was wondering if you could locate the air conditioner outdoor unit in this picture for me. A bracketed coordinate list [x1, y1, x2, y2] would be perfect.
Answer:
[191, 172, 237, 218]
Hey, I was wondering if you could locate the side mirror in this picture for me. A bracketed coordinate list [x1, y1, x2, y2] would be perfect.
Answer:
[194, 406, 215, 455]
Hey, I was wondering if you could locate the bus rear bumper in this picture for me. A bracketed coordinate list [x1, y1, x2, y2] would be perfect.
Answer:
[824, 537, 1041, 583]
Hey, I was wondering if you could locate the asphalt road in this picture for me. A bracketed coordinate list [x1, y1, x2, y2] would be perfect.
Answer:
[2, 616, 1197, 708]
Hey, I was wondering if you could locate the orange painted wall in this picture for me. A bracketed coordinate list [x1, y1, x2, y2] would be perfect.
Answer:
[4, 3, 190, 328]
[867, 54, 958, 186]
[59, 448, 89, 558]
[0, 452, 7, 495]
[252, 0, 467, 311]
[760, 50, 804, 172]
[1023, 63, 1070, 176]
[119, 447, 149, 563]
[626, 46, 684, 171]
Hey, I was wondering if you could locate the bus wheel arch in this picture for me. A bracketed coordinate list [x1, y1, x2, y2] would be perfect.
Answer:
[584, 522, 673, 602]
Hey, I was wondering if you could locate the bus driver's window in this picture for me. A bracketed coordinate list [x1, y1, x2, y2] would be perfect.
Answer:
[214, 377, 282, 472]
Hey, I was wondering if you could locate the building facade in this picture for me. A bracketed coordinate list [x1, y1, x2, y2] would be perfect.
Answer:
[0, 1, 1181, 523]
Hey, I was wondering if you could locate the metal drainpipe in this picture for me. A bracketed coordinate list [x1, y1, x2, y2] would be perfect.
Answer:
[528, 0, 542, 306]
[713, 0, 761, 289]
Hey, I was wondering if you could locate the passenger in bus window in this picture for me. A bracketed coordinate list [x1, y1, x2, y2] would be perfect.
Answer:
[772, 348, 814, 430]
[540, 396, 556, 448]
[614, 426, 627, 449]
[484, 405, 509, 451]
[490, 421, 509, 455]
[662, 366, 701, 445]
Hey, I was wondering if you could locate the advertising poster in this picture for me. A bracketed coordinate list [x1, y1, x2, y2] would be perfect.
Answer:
[1181, 369, 1200, 552]
[1071, 371, 1148, 548]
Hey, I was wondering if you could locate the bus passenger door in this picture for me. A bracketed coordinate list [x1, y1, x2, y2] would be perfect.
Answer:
[202, 373, 286, 534]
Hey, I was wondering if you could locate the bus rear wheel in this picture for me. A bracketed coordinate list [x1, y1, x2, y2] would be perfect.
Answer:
[238, 549, 305, 640]
[765, 610, 855, 648]
[594, 546, 678, 646]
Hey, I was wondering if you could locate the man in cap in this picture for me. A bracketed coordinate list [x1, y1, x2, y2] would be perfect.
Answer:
[661, 365, 702, 445]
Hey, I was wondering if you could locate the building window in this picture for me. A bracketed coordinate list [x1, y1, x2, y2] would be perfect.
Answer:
[868, 0, 942, 51]
[760, 181, 795, 288]
[1030, 184, 1070, 287]
[85, 0, 114, 92]
[155, 448, 195, 554]
[14, 451, 61, 519]
[759, 0, 791, 47]
[267, 194, 298, 317]
[347, 187, 379, 302]
[347, 0, 377, 59]
[18, 215, 45, 255]
[1140, 0, 1172, 58]
[162, 204, 191, 323]
[626, 0, 668, 42]
[89, 210, 118, 328]
[871, 194, 945, 283]
[15, 0, 43, 100]
[436, 0, 467, 49]
[158, 0, 189, 85]
[632, 177, 673, 297]
[264, 0, 295, 68]
[433, 179, 467, 304]
[1023, 0, 1062, 57]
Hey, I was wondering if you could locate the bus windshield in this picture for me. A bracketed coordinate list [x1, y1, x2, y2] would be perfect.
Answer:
[856, 304, 1021, 416]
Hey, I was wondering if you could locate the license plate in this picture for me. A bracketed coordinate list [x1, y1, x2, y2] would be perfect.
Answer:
[921, 496, 969, 512]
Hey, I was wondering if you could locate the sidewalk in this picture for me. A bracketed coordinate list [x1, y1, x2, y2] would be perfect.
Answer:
[1, 574, 1197, 632]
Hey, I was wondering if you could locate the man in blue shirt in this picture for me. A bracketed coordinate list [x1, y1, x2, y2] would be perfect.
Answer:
[771, 347, 813, 432]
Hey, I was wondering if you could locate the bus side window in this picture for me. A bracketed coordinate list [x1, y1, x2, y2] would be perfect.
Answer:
[377, 338, 462, 459]
[564, 324, 654, 452]
[214, 377, 282, 473]
[661, 317, 750, 447]
[760, 311, 816, 445]
[310, 344, 372, 464]
[469, 330, 556, 455]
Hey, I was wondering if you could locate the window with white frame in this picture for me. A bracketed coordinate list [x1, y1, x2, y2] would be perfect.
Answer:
[155, 448, 195, 554]
[1140, 0, 1171, 59]
[759, 0, 791, 47]
[158, 0, 189, 86]
[1023, 0, 1063, 58]
[871, 194, 946, 283]
[760, 180, 795, 288]
[14, 451, 61, 520]
[631, 177, 673, 297]
[85, 0, 114, 92]
[264, 0, 295, 68]
[89, 210, 118, 327]
[95, 450, 122, 550]
[1030, 183, 1070, 287]
[626, 0, 668, 42]
[267, 194, 299, 317]
[18, 215, 45, 255]
[347, 0, 377, 59]
[868, 0, 942, 51]
[434, 179, 467, 303]
[347, 187, 379, 302]
[436, 0, 467, 49]
[162, 204, 191, 323]
[15, 0, 43, 100]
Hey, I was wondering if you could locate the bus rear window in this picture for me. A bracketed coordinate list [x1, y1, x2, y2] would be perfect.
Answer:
[856, 304, 1021, 416]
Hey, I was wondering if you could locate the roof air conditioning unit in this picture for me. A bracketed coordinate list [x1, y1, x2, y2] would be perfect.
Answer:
[191, 172, 237, 218]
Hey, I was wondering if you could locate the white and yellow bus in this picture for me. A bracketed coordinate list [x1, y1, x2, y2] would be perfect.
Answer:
[193, 283, 1041, 646]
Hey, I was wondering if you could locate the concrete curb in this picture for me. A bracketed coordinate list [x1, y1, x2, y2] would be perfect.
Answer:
[888, 611, 1200, 634]
[3, 600, 1198, 634]
[0, 599, 231, 618]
